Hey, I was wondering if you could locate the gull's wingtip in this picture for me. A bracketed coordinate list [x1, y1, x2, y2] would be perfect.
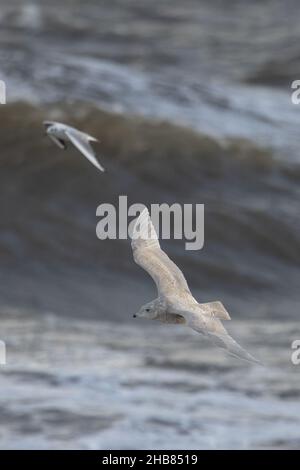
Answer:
[131, 206, 159, 249]
[248, 355, 264, 366]
[208, 332, 262, 366]
[138, 207, 150, 220]
[133, 207, 149, 231]
[237, 353, 262, 366]
[228, 344, 262, 366]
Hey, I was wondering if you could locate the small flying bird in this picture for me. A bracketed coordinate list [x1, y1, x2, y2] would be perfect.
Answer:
[43, 121, 105, 172]
[131, 208, 260, 364]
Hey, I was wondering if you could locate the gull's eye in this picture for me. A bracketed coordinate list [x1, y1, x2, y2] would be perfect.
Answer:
[146, 308, 150, 312]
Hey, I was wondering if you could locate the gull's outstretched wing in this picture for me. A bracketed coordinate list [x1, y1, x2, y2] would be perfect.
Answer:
[65, 128, 105, 172]
[186, 310, 260, 364]
[131, 208, 192, 298]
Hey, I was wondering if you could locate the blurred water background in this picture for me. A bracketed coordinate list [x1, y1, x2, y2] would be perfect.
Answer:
[0, 0, 299, 449]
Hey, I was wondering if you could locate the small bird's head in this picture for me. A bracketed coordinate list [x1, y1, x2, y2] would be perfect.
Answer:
[43, 121, 55, 135]
[133, 300, 160, 321]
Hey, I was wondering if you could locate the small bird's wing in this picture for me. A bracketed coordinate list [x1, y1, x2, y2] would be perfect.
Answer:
[131, 208, 192, 298]
[65, 128, 105, 172]
[48, 134, 67, 150]
[184, 308, 260, 364]
[81, 132, 99, 143]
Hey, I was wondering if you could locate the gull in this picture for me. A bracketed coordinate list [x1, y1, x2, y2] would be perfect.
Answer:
[43, 121, 105, 172]
[131, 208, 260, 364]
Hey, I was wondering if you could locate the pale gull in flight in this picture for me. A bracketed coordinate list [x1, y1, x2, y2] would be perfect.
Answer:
[44, 121, 105, 172]
[131, 208, 260, 364]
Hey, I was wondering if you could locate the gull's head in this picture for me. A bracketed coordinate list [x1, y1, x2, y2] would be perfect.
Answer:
[133, 300, 159, 321]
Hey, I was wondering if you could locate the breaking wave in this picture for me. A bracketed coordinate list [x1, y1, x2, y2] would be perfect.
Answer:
[0, 102, 299, 319]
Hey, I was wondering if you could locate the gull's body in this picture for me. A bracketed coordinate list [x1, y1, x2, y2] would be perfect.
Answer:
[131, 208, 260, 364]
[44, 121, 105, 172]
